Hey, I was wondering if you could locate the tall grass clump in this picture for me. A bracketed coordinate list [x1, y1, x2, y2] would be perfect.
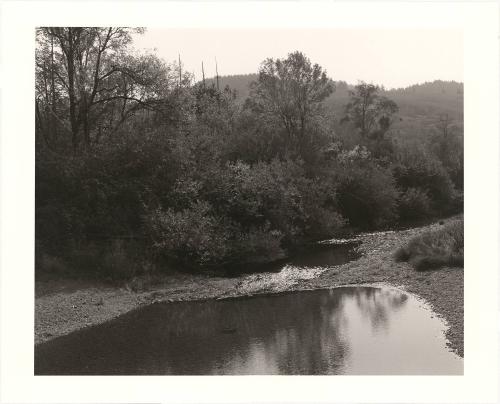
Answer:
[394, 219, 463, 271]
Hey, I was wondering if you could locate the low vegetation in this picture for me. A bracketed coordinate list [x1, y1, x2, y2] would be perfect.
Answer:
[35, 28, 463, 280]
[394, 219, 464, 271]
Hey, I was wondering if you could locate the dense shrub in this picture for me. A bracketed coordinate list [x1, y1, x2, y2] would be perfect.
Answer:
[428, 130, 464, 190]
[35, 98, 460, 279]
[145, 157, 344, 271]
[398, 187, 432, 221]
[231, 226, 286, 265]
[394, 218, 463, 271]
[146, 202, 286, 270]
[146, 201, 231, 268]
[335, 148, 399, 229]
[35, 132, 185, 254]
[36, 238, 149, 280]
[199, 159, 344, 243]
[101, 240, 144, 279]
[393, 148, 457, 215]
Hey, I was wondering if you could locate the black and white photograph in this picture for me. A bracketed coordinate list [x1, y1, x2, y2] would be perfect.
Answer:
[1, 1, 499, 403]
[32, 26, 466, 376]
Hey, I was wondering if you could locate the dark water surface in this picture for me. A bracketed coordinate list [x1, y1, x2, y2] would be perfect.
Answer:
[35, 287, 462, 375]
[218, 241, 360, 277]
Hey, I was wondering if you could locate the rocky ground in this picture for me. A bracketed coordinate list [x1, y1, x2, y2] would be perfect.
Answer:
[35, 217, 463, 357]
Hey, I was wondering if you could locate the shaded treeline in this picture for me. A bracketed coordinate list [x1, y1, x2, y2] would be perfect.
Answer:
[35, 28, 463, 279]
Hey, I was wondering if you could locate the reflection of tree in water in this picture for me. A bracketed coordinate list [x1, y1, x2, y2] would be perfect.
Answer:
[348, 287, 408, 332]
[139, 290, 352, 374]
[35, 287, 408, 375]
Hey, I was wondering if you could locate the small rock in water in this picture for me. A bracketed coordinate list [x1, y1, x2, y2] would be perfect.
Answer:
[221, 327, 237, 334]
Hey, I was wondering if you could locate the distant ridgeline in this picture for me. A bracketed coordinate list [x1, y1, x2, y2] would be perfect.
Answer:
[205, 74, 464, 138]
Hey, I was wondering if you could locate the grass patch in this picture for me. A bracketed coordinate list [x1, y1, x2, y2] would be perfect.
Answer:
[394, 218, 463, 271]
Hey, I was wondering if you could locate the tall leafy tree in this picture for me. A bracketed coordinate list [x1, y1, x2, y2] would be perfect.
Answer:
[246, 51, 335, 156]
[35, 27, 185, 153]
[342, 82, 398, 139]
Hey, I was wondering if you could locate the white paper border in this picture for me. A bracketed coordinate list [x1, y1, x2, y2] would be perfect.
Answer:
[0, 1, 499, 403]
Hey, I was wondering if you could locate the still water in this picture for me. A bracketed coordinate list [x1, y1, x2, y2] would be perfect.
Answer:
[219, 241, 360, 276]
[35, 286, 463, 375]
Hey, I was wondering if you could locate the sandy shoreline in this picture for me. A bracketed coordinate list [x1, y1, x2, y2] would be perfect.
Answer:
[35, 217, 463, 357]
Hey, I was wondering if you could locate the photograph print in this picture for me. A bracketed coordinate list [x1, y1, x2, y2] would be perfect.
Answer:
[34, 26, 464, 375]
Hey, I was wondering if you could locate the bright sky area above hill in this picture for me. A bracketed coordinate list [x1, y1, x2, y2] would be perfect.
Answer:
[132, 29, 463, 89]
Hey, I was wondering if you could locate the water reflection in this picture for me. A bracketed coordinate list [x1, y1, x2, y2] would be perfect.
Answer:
[35, 287, 463, 375]
[351, 287, 408, 332]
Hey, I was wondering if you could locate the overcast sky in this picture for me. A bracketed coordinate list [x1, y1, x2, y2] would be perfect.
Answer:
[132, 29, 462, 89]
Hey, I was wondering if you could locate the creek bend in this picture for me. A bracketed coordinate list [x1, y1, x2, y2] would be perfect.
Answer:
[35, 284, 462, 375]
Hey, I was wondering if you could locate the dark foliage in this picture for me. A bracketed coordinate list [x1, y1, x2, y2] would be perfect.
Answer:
[35, 32, 463, 279]
[392, 147, 458, 215]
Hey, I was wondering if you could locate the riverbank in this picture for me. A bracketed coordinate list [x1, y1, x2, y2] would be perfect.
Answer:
[35, 216, 463, 357]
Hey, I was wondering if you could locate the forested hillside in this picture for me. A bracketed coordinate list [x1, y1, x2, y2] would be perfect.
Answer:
[210, 74, 463, 147]
[208, 74, 463, 120]
[209, 74, 464, 185]
[35, 28, 463, 280]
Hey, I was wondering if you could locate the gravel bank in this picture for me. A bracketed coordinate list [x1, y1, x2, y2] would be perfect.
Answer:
[35, 217, 463, 357]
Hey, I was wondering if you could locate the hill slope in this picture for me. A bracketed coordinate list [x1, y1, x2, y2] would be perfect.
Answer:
[205, 74, 463, 140]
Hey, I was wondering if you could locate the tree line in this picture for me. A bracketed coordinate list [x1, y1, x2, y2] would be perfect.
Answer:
[35, 27, 463, 279]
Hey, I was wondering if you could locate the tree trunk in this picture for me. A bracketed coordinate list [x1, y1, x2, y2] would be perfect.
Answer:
[50, 37, 57, 143]
[66, 28, 80, 153]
